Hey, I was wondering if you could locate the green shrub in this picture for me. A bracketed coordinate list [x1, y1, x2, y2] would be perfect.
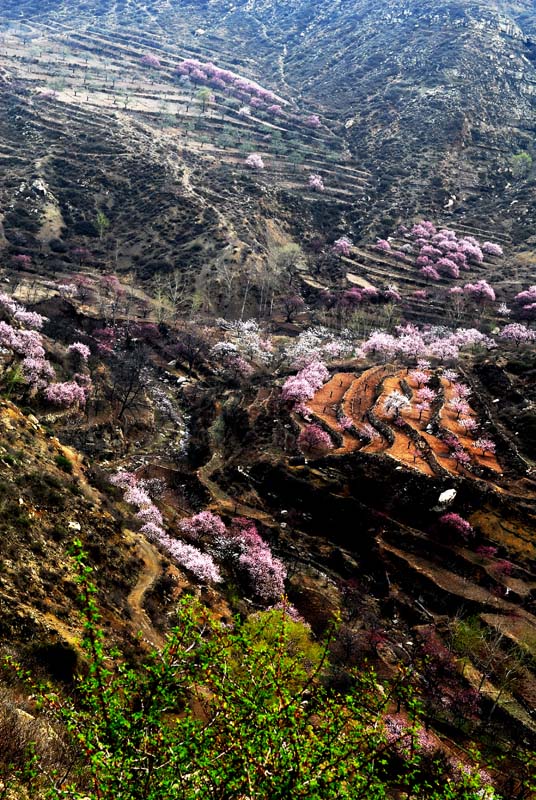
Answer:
[55, 454, 73, 474]
[7, 547, 504, 800]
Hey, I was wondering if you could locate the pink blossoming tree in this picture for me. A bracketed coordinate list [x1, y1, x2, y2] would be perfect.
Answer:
[297, 424, 333, 456]
[308, 174, 325, 192]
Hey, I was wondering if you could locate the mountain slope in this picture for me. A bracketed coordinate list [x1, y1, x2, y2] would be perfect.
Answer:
[2, 1, 535, 240]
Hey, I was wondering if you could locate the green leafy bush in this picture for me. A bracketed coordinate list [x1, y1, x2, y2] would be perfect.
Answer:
[6, 548, 505, 800]
[54, 454, 73, 474]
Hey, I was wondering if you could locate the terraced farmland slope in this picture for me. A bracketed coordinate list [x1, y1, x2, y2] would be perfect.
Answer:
[3, 0, 536, 241]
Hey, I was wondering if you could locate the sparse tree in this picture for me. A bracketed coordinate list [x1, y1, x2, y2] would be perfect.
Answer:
[168, 324, 210, 375]
[273, 244, 305, 288]
[196, 86, 214, 113]
[96, 210, 110, 241]
[282, 293, 305, 323]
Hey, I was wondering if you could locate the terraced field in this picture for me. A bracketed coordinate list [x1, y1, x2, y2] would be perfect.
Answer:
[305, 365, 535, 497]
[0, 8, 379, 317]
[340, 240, 514, 326]
[0, 14, 370, 202]
[2, 3, 534, 320]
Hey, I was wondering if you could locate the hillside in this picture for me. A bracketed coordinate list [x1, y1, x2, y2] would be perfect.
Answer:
[3, 0, 535, 243]
[0, 1, 535, 798]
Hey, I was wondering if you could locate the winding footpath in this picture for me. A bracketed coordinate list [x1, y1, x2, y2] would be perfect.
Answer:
[127, 533, 166, 649]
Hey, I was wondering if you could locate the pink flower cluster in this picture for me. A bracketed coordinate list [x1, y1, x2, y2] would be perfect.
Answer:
[20, 357, 55, 390]
[245, 153, 265, 170]
[396, 221, 502, 284]
[115, 477, 286, 597]
[0, 321, 45, 359]
[361, 324, 495, 365]
[297, 424, 333, 455]
[281, 359, 329, 405]
[210, 342, 254, 378]
[332, 236, 353, 257]
[449, 397, 470, 418]
[176, 58, 283, 109]
[0, 292, 19, 317]
[513, 285, 536, 321]
[0, 292, 48, 331]
[340, 286, 389, 309]
[375, 239, 391, 252]
[111, 472, 221, 584]
[409, 369, 429, 388]
[93, 327, 117, 355]
[179, 510, 227, 541]
[232, 518, 286, 602]
[68, 342, 91, 362]
[416, 387, 435, 403]
[308, 174, 325, 192]
[13, 310, 47, 330]
[475, 437, 496, 455]
[463, 280, 496, 304]
[110, 471, 137, 489]
[0, 294, 92, 400]
[499, 322, 535, 345]
[44, 381, 87, 408]
[439, 512, 474, 539]
[459, 417, 478, 434]
[164, 538, 221, 584]
[140, 53, 161, 68]
[481, 241, 504, 257]
[362, 330, 398, 360]
[305, 114, 321, 129]
[178, 513, 287, 602]
[384, 286, 402, 303]
[453, 448, 472, 469]
[452, 382, 472, 399]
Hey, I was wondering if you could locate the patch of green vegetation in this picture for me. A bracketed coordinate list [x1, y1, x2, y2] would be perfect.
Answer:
[55, 454, 73, 474]
[8, 548, 505, 800]
[511, 151, 532, 177]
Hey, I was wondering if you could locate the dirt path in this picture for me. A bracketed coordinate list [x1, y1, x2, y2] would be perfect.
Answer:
[127, 533, 166, 649]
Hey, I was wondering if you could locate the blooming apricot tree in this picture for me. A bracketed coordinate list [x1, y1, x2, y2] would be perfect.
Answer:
[245, 153, 265, 170]
[308, 174, 325, 192]
[383, 390, 410, 418]
[141, 53, 161, 68]
[298, 424, 333, 455]
[305, 114, 321, 128]
[439, 512, 474, 540]
[333, 236, 353, 257]
[499, 323, 535, 345]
